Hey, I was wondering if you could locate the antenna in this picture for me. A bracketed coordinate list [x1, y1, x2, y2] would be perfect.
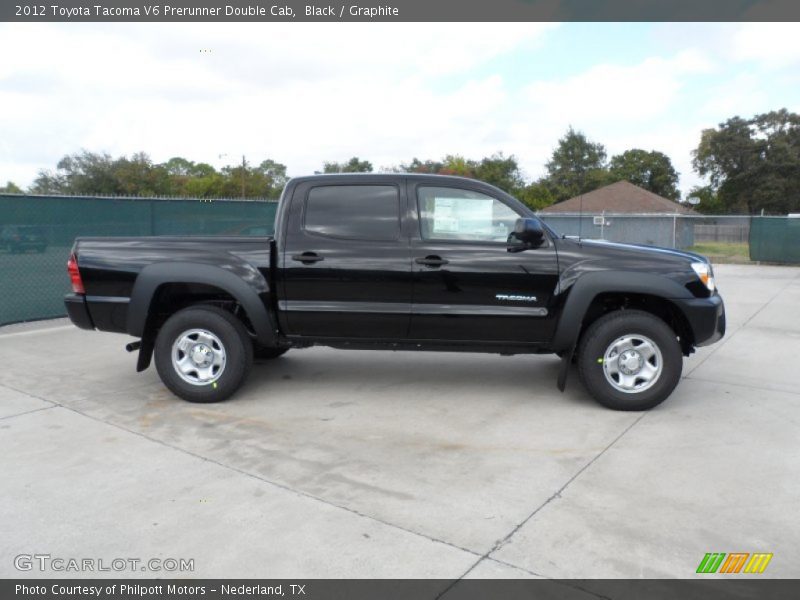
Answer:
[576, 163, 586, 241]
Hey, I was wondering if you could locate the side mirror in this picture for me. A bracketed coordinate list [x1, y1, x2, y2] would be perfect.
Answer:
[508, 218, 545, 252]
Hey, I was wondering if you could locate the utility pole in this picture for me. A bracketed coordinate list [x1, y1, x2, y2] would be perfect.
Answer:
[241, 154, 246, 199]
[219, 153, 248, 198]
[672, 209, 678, 249]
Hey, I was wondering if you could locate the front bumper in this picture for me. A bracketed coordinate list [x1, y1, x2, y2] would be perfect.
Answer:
[672, 293, 725, 347]
[64, 293, 94, 330]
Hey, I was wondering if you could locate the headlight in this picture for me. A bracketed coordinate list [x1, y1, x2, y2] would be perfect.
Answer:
[691, 262, 715, 292]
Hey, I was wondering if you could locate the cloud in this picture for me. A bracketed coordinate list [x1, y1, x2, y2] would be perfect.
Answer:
[1, 21, 799, 199]
[652, 22, 800, 70]
[522, 50, 713, 123]
[729, 23, 800, 68]
[498, 50, 715, 190]
[0, 22, 554, 185]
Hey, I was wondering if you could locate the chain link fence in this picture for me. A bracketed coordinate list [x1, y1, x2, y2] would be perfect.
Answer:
[1, 195, 798, 326]
[538, 213, 750, 250]
[537, 213, 800, 265]
[0, 194, 278, 326]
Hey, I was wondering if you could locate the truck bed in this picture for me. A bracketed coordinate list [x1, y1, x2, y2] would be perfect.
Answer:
[70, 235, 273, 335]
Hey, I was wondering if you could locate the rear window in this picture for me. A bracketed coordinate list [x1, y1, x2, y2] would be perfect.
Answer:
[304, 185, 400, 241]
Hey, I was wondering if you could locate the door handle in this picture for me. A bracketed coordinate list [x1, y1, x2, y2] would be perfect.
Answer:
[415, 255, 449, 267]
[291, 252, 324, 264]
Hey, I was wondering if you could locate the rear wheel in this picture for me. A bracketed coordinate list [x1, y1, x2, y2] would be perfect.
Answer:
[577, 310, 682, 411]
[154, 305, 253, 403]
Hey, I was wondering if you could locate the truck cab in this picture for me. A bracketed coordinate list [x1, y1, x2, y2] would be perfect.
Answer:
[277, 174, 559, 345]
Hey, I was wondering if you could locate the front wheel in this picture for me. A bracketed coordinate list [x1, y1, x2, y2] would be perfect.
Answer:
[577, 310, 682, 411]
[154, 305, 253, 403]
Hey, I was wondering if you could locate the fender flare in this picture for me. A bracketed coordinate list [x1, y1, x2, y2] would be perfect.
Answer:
[127, 262, 276, 347]
[550, 271, 693, 354]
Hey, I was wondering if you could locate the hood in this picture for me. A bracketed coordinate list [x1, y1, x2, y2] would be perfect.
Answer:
[550, 237, 714, 299]
[552, 236, 711, 287]
[577, 238, 708, 264]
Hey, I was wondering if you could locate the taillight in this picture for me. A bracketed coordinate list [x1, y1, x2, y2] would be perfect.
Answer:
[67, 253, 85, 294]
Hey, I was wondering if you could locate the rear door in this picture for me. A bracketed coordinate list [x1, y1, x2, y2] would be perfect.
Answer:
[408, 183, 559, 343]
[280, 180, 412, 338]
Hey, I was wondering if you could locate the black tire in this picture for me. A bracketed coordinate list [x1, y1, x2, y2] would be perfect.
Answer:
[254, 345, 289, 360]
[154, 305, 253, 403]
[577, 310, 682, 411]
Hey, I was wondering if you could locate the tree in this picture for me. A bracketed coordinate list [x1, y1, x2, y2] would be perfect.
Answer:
[164, 157, 222, 197]
[217, 157, 288, 198]
[400, 152, 526, 195]
[474, 153, 526, 193]
[544, 127, 612, 202]
[255, 159, 288, 197]
[28, 151, 287, 198]
[323, 157, 373, 173]
[686, 185, 725, 215]
[114, 152, 173, 196]
[401, 158, 443, 174]
[163, 157, 216, 180]
[609, 149, 680, 200]
[31, 150, 119, 195]
[182, 172, 226, 198]
[30, 150, 172, 196]
[0, 181, 23, 194]
[692, 109, 800, 214]
[516, 181, 555, 211]
[163, 156, 197, 177]
[437, 154, 475, 178]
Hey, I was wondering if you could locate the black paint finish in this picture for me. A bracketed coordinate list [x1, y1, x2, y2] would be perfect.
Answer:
[65, 173, 726, 365]
[407, 178, 559, 342]
[280, 179, 412, 338]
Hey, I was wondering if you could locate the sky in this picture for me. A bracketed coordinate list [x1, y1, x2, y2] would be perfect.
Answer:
[1, 22, 799, 197]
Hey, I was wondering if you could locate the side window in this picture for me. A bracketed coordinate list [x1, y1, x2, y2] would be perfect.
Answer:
[304, 185, 400, 241]
[417, 186, 521, 242]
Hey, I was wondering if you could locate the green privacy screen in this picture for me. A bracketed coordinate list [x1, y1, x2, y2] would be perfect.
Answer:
[749, 217, 800, 264]
[0, 194, 278, 326]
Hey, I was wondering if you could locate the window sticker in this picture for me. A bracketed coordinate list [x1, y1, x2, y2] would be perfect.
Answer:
[432, 197, 493, 235]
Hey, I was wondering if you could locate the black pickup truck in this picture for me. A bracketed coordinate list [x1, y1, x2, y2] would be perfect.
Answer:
[64, 174, 725, 410]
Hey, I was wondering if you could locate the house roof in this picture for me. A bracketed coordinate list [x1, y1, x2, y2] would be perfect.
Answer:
[540, 180, 695, 214]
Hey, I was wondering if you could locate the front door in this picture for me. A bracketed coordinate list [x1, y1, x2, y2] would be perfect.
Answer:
[408, 183, 559, 343]
[281, 181, 412, 338]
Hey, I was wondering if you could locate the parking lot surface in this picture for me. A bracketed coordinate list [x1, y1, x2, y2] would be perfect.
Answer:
[1, 264, 799, 579]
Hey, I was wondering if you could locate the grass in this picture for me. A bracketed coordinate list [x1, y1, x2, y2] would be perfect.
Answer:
[687, 242, 751, 263]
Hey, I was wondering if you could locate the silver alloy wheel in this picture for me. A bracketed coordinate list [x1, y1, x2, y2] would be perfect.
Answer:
[171, 328, 226, 386]
[602, 334, 663, 394]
